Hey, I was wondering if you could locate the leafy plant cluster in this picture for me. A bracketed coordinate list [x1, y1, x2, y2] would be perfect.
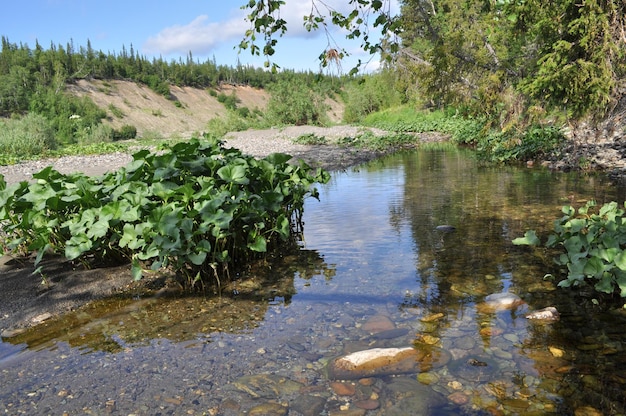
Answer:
[336, 131, 415, 151]
[362, 105, 565, 163]
[0, 113, 57, 159]
[474, 125, 565, 163]
[0, 137, 330, 286]
[514, 201, 626, 300]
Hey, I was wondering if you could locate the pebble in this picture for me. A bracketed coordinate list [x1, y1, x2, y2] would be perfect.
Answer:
[248, 402, 288, 416]
[354, 399, 380, 410]
[448, 391, 469, 405]
[420, 312, 445, 323]
[31, 312, 53, 324]
[362, 315, 395, 333]
[330, 382, 356, 396]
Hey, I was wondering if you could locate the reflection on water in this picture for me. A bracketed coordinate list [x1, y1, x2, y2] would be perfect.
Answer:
[2, 147, 626, 415]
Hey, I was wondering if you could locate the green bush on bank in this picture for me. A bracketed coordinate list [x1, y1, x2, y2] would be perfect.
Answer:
[363, 106, 565, 163]
[514, 201, 626, 304]
[0, 113, 57, 157]
[0, 136, 330, 287]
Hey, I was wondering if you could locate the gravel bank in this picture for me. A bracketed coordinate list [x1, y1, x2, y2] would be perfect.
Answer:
[0, 126, 412, 185]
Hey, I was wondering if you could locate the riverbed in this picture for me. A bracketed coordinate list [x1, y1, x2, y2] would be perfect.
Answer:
[2, 146, 626, 415]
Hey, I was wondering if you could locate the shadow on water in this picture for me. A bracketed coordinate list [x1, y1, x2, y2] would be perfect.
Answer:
[3, 147, 626, 415]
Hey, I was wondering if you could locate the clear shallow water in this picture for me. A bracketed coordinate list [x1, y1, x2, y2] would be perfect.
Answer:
[2, 147, 626, 415]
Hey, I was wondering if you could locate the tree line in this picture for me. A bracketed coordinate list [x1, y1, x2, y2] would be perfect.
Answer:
[0, 36, 337, 144]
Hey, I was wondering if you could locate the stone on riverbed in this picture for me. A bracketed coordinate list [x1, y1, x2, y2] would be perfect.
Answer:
[525, 306, 560, 321]
[477, 292, 526, 313]
[327, 346, 451, 380]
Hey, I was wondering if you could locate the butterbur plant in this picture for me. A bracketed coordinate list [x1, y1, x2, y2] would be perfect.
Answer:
[0, 135, 330, 286]
[514, 200, 626, 301]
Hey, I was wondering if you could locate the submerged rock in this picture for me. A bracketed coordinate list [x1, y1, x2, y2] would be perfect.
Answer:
[477, 292, 526, 313]
[435, 225, 456, 232]
[525, 306, 560, 321]
[327, 346, 451, 380]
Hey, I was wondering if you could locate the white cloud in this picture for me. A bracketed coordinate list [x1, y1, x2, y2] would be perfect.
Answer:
[143, 14, 247, 55]
[142, 1, 399, 60]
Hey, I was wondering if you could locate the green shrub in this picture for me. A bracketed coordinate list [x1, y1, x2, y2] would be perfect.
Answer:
[0, 136, 330, 287]
[76, 123, 114, 145]
[113, 125, 137, 141]
[108, 104, 125, 118]
[475, 125, 564, 163]
[514, 201, 626, 302]
[265, 79, 328, 126]
[343, 74, 403, 123]
[217, 92, 240, 111]
[293, 133, 327, 145]
[206, 113, 256, 138]
[0, 113, 56, 158]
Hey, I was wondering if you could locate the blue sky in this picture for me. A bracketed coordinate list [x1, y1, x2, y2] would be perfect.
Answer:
[2, 0, 399, 73]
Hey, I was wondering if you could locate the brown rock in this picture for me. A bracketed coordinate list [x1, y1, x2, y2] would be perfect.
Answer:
[354, 399, 380, 410]
[448, 391, 469, 405]
[477, 293, 525, 313]
[480, 327, 504, 337]
[248, 402, 288, 416]
[358, 378, 375, 386]
[330, 381, 356, 396]
[525, 306, 560, 321]
[362, 315, 395, 333]
[420, 312, 445, 322]
[327, 346, 451, 380]
[574, 406, 604, 416]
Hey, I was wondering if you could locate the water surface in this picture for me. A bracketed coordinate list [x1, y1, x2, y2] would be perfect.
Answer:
[2, 147, 626, 415]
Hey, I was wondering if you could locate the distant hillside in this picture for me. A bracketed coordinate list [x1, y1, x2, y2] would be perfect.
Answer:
[67, 79, 345, 138]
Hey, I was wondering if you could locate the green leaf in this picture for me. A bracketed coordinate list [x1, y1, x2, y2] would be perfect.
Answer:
[583, 256, 606, 278]
[248, 234, 267, 252]
[131, 257, 143, 281]
[512, 230, 540, 246]
[615, 250, 626, 271]
[594, 273, 614, 294]
[616, 272, 626, 297]
[65, 234, 92, 260]
[217, 164, 249, 185]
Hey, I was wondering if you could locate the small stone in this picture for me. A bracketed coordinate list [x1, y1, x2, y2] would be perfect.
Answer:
[492, 348, 513, 360]
[248, 402, 288, 416]
[105, 399, 116, 413]
[414, 334, 440, 345]
[525, 306, 560, 321]
[421, 313, 445, 323]
[417, 372, 439, 385]
[362, 315, 395, 333]
[480, 327, 504, 337]
[354, 399, 380, 410]
[330, 382, 356, 396]
[31, 312, 53, 324]
[371, 328, 409, 340]
[448, 391, 469, 405]
[1, 328, 26, 337]
[574, 406, 604, 416]
[477, 293, 525, 313]
[358, 378, 375, 386]
[447, 380, 463, 390]
[555, 365, 575, 374]
[549, 346, 564, 358]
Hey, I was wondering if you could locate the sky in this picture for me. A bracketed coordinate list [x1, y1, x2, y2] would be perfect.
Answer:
[2, 0, 399, 73]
